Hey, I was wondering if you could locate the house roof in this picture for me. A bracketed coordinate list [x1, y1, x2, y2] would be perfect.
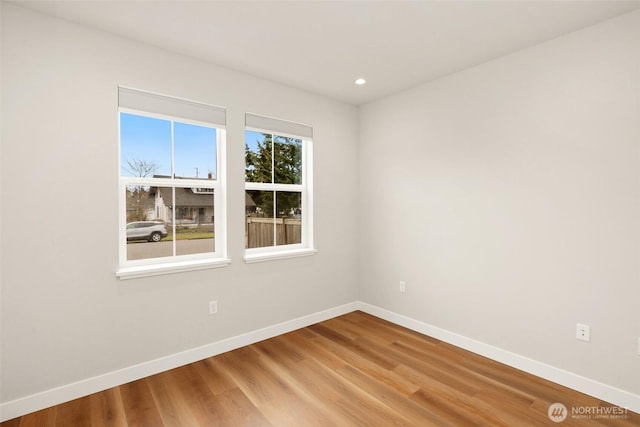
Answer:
[153, 187, 257, 207]
[155, 187, 213, 208]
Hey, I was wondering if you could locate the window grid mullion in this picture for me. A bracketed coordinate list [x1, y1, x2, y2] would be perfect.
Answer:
[273, 191, 277, 246]
[271, 133, 275, 184]
[170, 121, 176, 256]
[271, 132, 276, 246]
[301, 140, 307, 247]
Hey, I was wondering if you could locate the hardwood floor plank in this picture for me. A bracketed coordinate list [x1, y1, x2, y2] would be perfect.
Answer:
[89, 388, 126, 427]
[145, 373, 189, 426]
[215, 347, 285, 407]
[52, 396, 92, 427]
[353, 315, 442, 348]
[210, 387, 272, 427]
[176, 363, 228, 425]
[250, 341, 350, 426]
[12, 407, 56, 427]
[283, 355, 410, 426]
[283, 329, 348, 370]
[220, 344, 344, 426]
[318, 317, 365, 341]
[334, 363, 452, 426]
[297, 329, 421, 396]
[309, 324, 399, 370]
[382, 339, 486, 397]
[2, 311, 638, 426]
[411, 387, 509, 426]
[118, 379, 164, 427]
[253, 335, 306, 367]
[307, 323, 354, 347]
[470, 387, 556, 426]
[192, 357, 237, 396]
[461, 356, 599, 409]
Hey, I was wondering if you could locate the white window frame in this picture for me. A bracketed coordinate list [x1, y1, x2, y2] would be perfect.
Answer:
[117, 87, 229, 279]
[244, 113, 315, 263]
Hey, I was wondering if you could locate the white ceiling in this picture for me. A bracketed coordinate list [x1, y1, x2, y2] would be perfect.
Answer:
[13, 0, 640, 106]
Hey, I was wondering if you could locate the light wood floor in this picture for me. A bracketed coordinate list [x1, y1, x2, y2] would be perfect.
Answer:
[2, 311, 639, 426]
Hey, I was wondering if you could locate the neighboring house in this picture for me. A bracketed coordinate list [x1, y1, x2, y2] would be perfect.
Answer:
[151, 187, 215, 225]
[144, 187, 257, 225]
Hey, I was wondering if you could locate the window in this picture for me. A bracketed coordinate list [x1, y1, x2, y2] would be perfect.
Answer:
[117, 87, 228, 279]
[244, 113, 315, 262]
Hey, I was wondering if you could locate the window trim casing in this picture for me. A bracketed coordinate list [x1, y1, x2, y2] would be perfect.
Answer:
[244, 120, 315, 263]
[116, 98, 229, 279]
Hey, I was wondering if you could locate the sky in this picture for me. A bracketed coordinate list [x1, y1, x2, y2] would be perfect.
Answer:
[245, 130, 263, 154]
[120, 112, 217, 179]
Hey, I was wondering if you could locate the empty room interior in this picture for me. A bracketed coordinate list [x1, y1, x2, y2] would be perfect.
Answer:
[1, 1, 639, 425]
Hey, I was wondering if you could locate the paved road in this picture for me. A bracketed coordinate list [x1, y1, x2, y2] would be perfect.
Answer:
[127, 238, 215, 260]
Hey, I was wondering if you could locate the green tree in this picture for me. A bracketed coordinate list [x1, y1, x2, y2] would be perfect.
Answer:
[245, 134, 302, 217]
[245, 134, 272, 183]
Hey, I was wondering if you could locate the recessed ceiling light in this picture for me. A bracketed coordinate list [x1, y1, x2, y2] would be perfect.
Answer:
[355, 78, 366, 86]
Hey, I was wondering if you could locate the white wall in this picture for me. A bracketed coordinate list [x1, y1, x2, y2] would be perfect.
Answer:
[0, 4, 358, 404]
[359, 10, 640, 396]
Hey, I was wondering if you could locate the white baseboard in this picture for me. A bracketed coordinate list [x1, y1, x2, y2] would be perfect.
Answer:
[0, 302, 358, 422]
[356, 301, 640, 414]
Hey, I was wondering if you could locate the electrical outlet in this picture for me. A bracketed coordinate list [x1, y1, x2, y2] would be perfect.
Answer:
[399, 281, 406, 293]
[637, 337, 640, 356]
[209, 300, 218, 315]
[576, 323, 590, 342]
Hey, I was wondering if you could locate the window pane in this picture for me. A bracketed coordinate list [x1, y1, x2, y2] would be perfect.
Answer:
[245, 130, 272, 183]
[274, 135, 302, 185]
[174, 122, 217, 180]
[246, 190, 274, 248]
[125, 186, 171, 261]
[175, 188, 215, 256]
[276, 191, 302, 246]
[120, 113, 171, 177]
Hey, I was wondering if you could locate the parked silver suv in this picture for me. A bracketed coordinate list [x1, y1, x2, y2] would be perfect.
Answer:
[126, 221, 168, 242]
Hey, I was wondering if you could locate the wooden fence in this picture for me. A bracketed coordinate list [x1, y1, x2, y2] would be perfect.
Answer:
[246, 217, 301, 248]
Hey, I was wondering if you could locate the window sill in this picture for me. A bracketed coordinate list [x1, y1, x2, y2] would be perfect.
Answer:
[244, 248, 317, 264]
[116, 258, 231, 280]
